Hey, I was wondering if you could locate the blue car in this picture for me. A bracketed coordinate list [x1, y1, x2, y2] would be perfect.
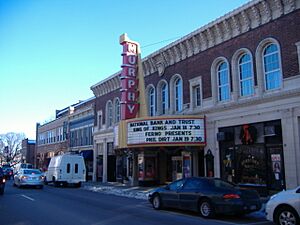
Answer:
[148, 177, 262, 218]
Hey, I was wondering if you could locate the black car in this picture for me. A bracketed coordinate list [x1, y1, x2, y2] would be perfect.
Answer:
[2, 165, 13, 180]
[0, 167, 6, 195]
[148, 177, 262, 218]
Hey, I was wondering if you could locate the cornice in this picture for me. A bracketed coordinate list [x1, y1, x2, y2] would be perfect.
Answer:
[142, 0, 299, 76]
[90, 0, 299, 95]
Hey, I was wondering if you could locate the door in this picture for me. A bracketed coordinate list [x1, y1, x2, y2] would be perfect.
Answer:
[108, 155, 116, 182]
[178, 178, 203, 211]
[161, 179, 184, 208]
[172, 156, 182, 181]
[267, 146, 285, 190]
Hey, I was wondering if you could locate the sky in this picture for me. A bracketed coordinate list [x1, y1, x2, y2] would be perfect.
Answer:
[0, 0, 250, 139]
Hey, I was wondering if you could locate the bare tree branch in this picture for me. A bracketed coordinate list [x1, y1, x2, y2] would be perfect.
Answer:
[0, 132, 25, 165]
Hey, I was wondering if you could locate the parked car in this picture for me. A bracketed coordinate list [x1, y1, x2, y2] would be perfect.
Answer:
[0, 167, 6, 195]
[45, 154, 86, 187]
[265, 186, 300, 225]
[148, 177, 262, 218]
[13, 169, 44, 189]
[2, 164, 13, 180]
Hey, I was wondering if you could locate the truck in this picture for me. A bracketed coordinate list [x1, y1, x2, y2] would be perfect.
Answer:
[45, 154, 86, 187]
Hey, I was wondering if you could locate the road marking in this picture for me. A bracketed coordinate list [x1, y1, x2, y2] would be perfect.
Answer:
[21, 194, 35, 201]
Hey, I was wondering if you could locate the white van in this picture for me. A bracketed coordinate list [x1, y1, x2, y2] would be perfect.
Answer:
[45, 154, 86, 187]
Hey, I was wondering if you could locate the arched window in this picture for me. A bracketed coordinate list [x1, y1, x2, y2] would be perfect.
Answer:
[174, 77, 183, 112]
[114, 98, 120, 123]
[106, 101, 113, 127]
[161, 83, 168, 114]
[217, 61, 230, 101]
[263, 43, 281, 90]
[239, 53, 254, 96]
[157, 80, 169, 115]
[148, 86, 156, 116]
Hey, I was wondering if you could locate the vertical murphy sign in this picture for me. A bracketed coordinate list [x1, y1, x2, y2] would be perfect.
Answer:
[120, 34, 139, 120]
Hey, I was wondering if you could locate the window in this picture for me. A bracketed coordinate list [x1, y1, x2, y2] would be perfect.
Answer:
[183, 179, 203, 190]
[114, 98, 120, 123]
[161, 83, 168, 114]
[217, 61, 230, 101]
[168, 179, 184, 191]
[106, 101, 113, 127]
[263, 43, 281, 90]
[67, 163, 71, 173]
[148, 86, 156, 116]
[174, 77, 183, 111]
[239, 53, 254, 96]
[192, 85, 201, 107]
[75, 164, 78, 174]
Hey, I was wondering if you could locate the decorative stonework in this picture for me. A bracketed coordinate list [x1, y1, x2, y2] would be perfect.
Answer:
[91, 0, 299, 90]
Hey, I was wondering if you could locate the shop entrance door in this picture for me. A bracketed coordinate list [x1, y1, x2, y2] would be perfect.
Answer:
[267, 146, 285, 191]
[108, 155, 116, 182]
[172, 156, 182, 181]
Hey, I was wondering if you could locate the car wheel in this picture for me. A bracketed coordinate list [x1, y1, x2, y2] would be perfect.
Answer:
[152, 194, 162, 210]
[199, 199, 215, 218]
[275, 206, 299, 225]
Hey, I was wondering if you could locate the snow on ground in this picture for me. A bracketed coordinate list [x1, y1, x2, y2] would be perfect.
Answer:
[83, 184, 151, 200]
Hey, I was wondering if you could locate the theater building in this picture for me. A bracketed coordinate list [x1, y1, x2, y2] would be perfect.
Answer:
[91, 0, 300, 193]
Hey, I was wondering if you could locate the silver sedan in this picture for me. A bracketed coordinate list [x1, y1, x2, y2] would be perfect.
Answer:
[14, 169, 44, 189]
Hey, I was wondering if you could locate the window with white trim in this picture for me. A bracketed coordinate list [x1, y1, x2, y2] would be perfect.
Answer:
[114, 98, 120, 123]
[106, 101, 113, 127]
[192, 85, 201, 107]
[174, 77, 183, 112]
[148, 86, 156, 116]
[239, 53, 254, 96]
[263, 43, 281, 90]
[217, 61, 230, 101]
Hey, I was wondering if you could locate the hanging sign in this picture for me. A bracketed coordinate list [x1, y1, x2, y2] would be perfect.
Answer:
[120, 34, 139, 120]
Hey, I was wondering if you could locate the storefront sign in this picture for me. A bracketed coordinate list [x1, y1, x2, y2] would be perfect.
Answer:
[127, 117, 206, 146]
[120, 35, 139, 120]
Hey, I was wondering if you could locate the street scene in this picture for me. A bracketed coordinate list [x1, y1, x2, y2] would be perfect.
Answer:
[1, 0, 300, 225]
[1, 180, 273, 225]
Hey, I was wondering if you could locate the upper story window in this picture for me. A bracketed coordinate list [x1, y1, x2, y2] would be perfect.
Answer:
[147, 86, 156, 116]
[174, 77, 183, 112]
[263, 43, 281, 90]
[106, 101, 113, 127]
[157, 80, 169, 115]
[193, 85, 201, 107]
[217, 61, 230, 101]
[161, 83, 168, 114]
[114, 98, 120, 123]
[239, 53, 254, 96]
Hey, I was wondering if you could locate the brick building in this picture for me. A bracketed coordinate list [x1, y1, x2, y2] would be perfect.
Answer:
[91, 0, 300, 194]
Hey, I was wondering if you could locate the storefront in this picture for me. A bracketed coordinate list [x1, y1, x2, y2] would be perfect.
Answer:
[115, 116, 206, 186]
[218, 120, 284, 195]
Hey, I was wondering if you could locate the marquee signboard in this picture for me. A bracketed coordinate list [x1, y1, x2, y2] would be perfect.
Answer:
[127, 117, 206, 146]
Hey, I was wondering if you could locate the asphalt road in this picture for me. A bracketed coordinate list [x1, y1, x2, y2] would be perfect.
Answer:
[0, 180, 273, 225]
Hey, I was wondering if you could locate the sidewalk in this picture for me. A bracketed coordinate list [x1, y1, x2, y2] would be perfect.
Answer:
[82, 181, 155, 200]
[82, 181, 268, 219]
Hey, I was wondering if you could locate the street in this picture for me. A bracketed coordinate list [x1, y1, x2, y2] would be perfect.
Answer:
[0, 180, 273, 225]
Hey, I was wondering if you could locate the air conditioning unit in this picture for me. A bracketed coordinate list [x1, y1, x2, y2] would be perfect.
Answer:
[217, 132, 233, 141]
[264, 126, 277, 136]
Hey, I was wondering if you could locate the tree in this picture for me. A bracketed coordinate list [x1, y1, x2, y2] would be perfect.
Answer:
[0, 132, 25, 166]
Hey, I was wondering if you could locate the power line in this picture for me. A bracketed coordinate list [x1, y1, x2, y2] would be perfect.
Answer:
[141, 36, 182, 49]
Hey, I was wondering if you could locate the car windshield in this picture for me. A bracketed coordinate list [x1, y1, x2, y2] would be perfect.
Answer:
[23, 169, 41, 175]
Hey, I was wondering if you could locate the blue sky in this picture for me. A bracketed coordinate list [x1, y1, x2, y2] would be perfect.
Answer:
[0, 0, 249, 139]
